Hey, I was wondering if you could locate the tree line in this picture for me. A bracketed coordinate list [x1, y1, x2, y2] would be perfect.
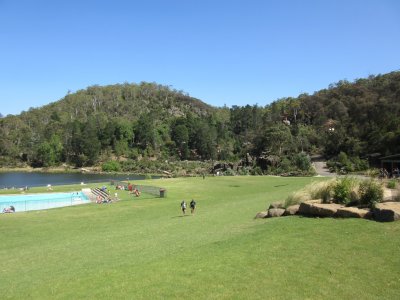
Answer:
[0, 72, 399, 174]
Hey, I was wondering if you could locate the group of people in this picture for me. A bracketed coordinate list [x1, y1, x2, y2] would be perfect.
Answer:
[2, 206, 15, 213]
[95, 195, 112, 204]
[128, 183, 141, 197]
[379, 167, 400, 179]
[180, 199, 196, 215]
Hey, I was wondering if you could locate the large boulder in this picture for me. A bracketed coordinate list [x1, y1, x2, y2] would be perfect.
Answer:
[373, 202, 400, 222]
[298, 202, 314, 215]
[312, 203, 343, 217]
[284, 205, 300, 216]
[304, 199, 322, 204]
[335, 207, 372, 219]
[382, 188, 400, 202]
[255, 211, 269, 219]
[299, 202, 343, 217]
[267, 208, 285, 218]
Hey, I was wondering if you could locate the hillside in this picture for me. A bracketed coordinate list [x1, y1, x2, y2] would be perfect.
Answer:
[0, 82, 222, 168]
[1, 72, 399, 174]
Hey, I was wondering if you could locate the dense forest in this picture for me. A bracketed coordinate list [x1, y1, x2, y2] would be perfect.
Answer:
[1, 72, 399, 175]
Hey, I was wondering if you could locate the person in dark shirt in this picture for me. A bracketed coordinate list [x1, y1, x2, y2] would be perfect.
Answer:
[190, 199, 196, 214]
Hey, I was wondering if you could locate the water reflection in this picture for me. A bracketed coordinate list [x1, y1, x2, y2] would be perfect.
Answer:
[0, 172, 156, 189]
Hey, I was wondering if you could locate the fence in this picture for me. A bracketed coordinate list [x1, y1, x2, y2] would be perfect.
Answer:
[0, 192, 90, 213]
[111, 180, 167, 198]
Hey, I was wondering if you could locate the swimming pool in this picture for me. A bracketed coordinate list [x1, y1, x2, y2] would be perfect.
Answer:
[0, 192, 90, 213]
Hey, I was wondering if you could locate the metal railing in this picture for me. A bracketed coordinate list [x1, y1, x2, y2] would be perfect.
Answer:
[111, 180, 167, 198]
[0, 192, 90, 213]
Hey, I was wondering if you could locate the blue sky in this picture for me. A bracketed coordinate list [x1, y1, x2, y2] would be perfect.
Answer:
[0, 0, 399, 116]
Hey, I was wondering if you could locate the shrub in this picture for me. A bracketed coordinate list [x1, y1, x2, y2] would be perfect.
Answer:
[102, 161, 121, 172]
[333, 177, 358, 205]
[224, 168, 236, 176]
[293, 153, 312, 171]
[251, 166, 263, 175]
[307, 179, 335, 203]
[387, 179, 397, 189]
[359, 179, 383, 207]
[284, 190, 310, 207]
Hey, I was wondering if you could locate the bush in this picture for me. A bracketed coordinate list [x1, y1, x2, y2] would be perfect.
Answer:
[283, 179, 335, 207]
[102, 161, 121, 172]
[293, 153, 312, 171]
[251, 166, 263, 175]
[333, 177, 358, 205]
[223, 168, 236, 176]
[359, 179, 383, 207]
[387, 179, 397, 189]
[308, 180, 335, 203]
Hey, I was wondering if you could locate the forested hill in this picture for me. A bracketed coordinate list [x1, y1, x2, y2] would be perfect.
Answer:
[1, 72, 399, 175]
[24, 82, 214, 122]
[0, 82, 220, 167]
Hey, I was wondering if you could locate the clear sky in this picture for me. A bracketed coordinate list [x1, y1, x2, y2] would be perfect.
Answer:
[0, 0, 399, 116]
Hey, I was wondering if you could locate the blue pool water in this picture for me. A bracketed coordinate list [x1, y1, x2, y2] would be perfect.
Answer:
[0, 192, 90, 213]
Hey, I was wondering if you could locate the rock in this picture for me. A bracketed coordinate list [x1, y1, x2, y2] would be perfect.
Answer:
[304, 199, 322, 204]
[269, 202, 284, 209]
[335, 207, 371, 219]
[284, 205, 300, 216]
[298, 202, 314, 215]
[311, 203, 343, 217]
[382, 188, 400, 202]
[373, 202, 400, 222]
[267, 208, 285, 217]
[298, 202, 343, 217]
[255, 211, 269, 219]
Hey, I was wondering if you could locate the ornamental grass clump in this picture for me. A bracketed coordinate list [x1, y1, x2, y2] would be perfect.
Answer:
[387, 179, 397, 189]
[359, 179, 383, 207]
[307, 179, 335, 203]
[332, 176, 359, 205]
[284, 179, 335, 207]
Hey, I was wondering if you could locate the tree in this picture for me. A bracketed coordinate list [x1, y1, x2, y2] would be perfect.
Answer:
[135, 114, 156, 149]
[172, 124, 189, 159]
[254, 124, 293, 156]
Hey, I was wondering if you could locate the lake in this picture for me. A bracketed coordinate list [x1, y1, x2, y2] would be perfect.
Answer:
[0, 172, 153, 189]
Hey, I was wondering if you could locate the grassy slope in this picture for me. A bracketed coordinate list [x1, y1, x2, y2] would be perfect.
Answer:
[1, 176, 399, 299]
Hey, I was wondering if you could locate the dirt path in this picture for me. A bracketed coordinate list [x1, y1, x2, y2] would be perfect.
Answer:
[311, 156, 369, 179]
[313, 160, 336, 177]
[311, 155, 336, 177]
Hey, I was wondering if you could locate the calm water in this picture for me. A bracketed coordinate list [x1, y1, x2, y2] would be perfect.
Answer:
[0, 191, 90, 212]
[0, 172, 152, 189]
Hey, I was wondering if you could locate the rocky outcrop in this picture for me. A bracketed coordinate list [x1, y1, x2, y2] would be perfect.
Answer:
[256, 198, 400, 222]
[335, 207, 372, 219]
[255, 211, 269, 219]
[383, 188, 400, 202]
[299, 202, 343, 217]
[267, 208, 286, 217]
[284, 205, 300, 216]
[373, 202, 400, 222]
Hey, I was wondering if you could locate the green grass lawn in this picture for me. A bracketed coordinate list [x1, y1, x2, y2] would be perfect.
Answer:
[1, 176, 400, 299]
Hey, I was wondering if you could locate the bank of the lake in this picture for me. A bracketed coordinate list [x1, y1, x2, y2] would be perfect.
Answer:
[0, 171, 159, 189]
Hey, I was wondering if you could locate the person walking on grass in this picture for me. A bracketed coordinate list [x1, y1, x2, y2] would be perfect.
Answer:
[190, 199, 196, 214]
[181, 200, 187, 215]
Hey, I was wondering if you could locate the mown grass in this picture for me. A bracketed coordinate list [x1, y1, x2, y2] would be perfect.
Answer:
[1, 176, 400, 299]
